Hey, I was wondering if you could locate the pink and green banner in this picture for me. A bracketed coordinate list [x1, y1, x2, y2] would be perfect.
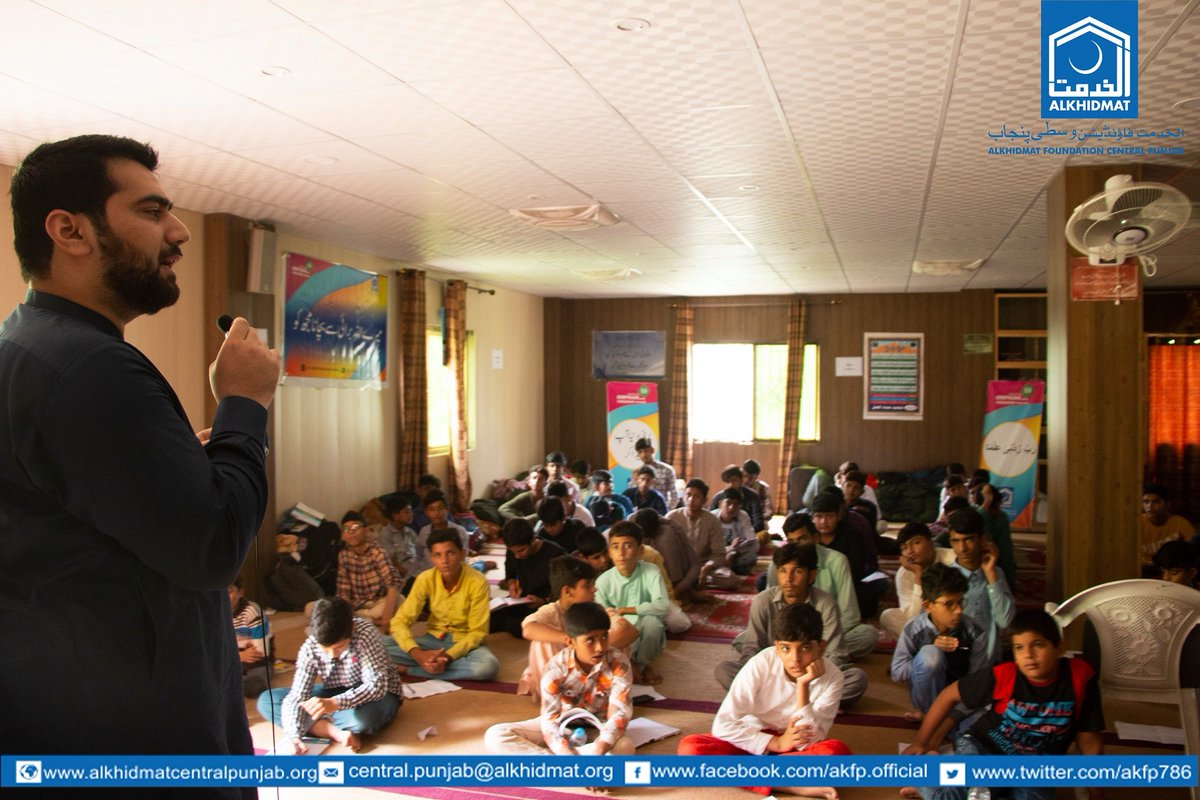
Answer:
[283, 252, 388, 387]
[980, 380, 1045, 528]
[606, 382, 660, 493]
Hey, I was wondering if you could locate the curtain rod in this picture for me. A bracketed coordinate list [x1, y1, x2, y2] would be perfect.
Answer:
[670, 299, 842, 308]
[392, 269, 496, 296]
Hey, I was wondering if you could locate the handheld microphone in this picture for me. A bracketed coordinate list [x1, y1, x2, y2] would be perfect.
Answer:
[217, 314, 234, 333]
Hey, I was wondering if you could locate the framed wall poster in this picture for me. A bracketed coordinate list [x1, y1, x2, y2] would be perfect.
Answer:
[591, 331, 666, 379]
[282, 252, 389, 387]
[863, 333, 924, 420]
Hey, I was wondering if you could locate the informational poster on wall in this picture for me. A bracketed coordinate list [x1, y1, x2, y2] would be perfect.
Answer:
[863, 333, 924, 420]
[980, 380, 1045, 528]
[592, 331, 666, 379]
[282, 252, 389, 387]
[606, 382, 660, 493]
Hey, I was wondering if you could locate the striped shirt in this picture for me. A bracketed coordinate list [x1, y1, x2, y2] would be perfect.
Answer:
[282, 618, 403, 738]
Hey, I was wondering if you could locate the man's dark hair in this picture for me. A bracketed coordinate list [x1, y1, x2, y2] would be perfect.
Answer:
[943, 474, 965, 489]
[545, 451, 567, 465]
[418, 473, 442, 489]
[11, 135, 159, 281]
[564, 601, 611, 638]
[590, 497, 614, 521]
[782, 511, 816, 535]
[549, 555, 596, 598]
[1143, 482, 1169, 499]
[947, 507, 985, 536]
[310, 596, 354, 646]
[571, 459, 590, 476]
[426, 528, 462, 551]
[810, 492, 841, 514]
[575, 527, 608, 557]
[1006, 609, 1061, 646]
[384, 496, 412, 516]
[636, 465, 655, 479]
[631, 508, 662, 539]
[970, 469, 990, 485]
[774, 602, 823, 644]
[721, 464, 744, 483]
[842, 470, 867, 486]
[502, 517, 536, 548]
[423, 489, 447, 508]
[341, 510, 365, 525]
[920, 562, 968, 601]
[942, 495, 971, 515]
[546, 480, 570, 499]
[820, 485, 845, 502]
[718, 491, 742, 507]
[742, 459, 761, 476]
[537, 498, 566, 525]
[607, 520, 643, 545]
[773, 542, 818, 571]
[897, 521, 932, 547]
[1153, 539, 1198, 571]
[634, 437, 654, 451]
[685, 478, 709, 497]
[591, 469, 613, 485]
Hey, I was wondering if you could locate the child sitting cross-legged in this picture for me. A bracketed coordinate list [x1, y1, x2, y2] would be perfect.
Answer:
[678, 603, 851, 799]
[595, 521, 670, 686]
[890, 563, 988, 724]
[516, 555, 637, 701]
[485, 601, 635, 756]
[903, 609, 1104, 800]
[257, 596, 403, 754]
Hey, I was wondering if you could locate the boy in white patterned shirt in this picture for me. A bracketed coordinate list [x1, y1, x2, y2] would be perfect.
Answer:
[486, 601, 634, 756]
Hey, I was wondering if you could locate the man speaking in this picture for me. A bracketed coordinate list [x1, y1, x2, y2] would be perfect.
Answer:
[0, 135, 280, 798]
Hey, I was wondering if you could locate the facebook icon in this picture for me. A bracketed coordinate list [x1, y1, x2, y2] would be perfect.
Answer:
[625, 761, 652, 785]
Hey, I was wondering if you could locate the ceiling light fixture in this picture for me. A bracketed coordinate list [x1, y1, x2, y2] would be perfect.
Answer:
[579, 267, 643, 281]
[260, 65, 292, 77]
[911, 259, 984, 276]
[738, 184, 760, 192]
[510, 203, 620, 231]
[612, 18, 651, 32]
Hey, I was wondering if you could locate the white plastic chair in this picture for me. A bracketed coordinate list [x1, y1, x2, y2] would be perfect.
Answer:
[1047, 579, 1200, 800]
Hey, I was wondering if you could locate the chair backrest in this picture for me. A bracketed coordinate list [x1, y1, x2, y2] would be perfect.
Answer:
[787, 466, 816, 511]
[1048, 579, 1200, 697]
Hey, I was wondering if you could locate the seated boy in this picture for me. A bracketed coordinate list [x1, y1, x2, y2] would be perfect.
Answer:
[679, 603, 850, 798]
[903, 609, 1104, 800]
[387, 529, 499, 681]
[890, 563, 988, 723]
[517, 555, 637, 700]
[947, 507, 1015, 664]
[719, 543, 868, 707]
[492, 518, 566, 638]
[715, 492, 759, 575]
[623, 465, 668, 515]
[742, 458, 775, 521]
[377, 496, 419, 583]
[414, 489, 472, 574]
[334, 511, 403, 631]
[230, 576, 270, 697]
[258, 596, 402, 753]
[880, 522, 956, 639]
[595, 521, 670, 685]
[711, 464, 765, 532]
[766, 513, 879, 659]
[499, 466, 548, 522]
[547, 478, 594, 526]
[537, 498, 586, 554]
[587, 469, 633, 526]
[1155, 538, 1199, 588]
[485, 601, 634, 755]
[667, 477, 731, 594]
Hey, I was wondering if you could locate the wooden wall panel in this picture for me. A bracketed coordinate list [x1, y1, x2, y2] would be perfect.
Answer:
[545, 291, 995, 490]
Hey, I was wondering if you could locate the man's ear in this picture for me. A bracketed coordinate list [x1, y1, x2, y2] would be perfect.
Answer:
[44, 209, 95, 257]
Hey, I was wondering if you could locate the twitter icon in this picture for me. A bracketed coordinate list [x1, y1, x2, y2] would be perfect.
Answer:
[939, 762, 967, 786]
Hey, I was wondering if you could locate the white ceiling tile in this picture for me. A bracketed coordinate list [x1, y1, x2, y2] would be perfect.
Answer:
[574, 50, 766, 115]
[37, 0, 300, 47]
[234, 140, 401, 177]
[409, 69, 614, 126]
[270, 84, 468, 140]
[482, 114, 652, 161]
[0, 2, 129, 72]
[139, 102, 330, 153]
[745, 0, 963, 45]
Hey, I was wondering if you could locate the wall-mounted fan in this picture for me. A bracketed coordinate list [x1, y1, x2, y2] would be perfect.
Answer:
[1065, 174, 1191, 275]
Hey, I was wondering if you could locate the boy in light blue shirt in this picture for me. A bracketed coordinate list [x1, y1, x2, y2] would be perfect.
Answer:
[594, 521, 669, 685]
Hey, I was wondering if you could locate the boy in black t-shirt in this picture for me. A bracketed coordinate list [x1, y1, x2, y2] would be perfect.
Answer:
[492, 518, 566, 638]
[903, 609, 1104, 800]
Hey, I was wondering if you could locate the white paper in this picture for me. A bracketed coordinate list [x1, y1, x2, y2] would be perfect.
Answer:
[835, 357, 863, 377]
[402, 679, 462, 699]
[862, 570, 889, 583]
[573, 718, 681, 752]
[1115, 721, 1186, 746]
[630, 684, 666, 701]
[417, 725, 438, 741]
[489, 595, 532, 611]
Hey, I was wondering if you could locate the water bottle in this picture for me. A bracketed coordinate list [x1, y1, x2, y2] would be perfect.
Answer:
[569, 727, 587, 748]
[967, 787, 990, 800]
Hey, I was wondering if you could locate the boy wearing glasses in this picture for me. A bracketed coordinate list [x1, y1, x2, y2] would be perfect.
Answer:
[890, 563, 988, 723]
[334, 510, 403, 631]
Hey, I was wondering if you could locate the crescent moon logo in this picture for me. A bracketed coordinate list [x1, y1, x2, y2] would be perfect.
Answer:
[1069, 40, 1104, 74]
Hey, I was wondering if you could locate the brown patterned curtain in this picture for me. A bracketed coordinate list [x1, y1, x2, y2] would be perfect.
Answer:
[777, 296, 808, 503]
[397, 269, 427, 490]
[665, 300, 693, 479]
[444, 280, 473, 512]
